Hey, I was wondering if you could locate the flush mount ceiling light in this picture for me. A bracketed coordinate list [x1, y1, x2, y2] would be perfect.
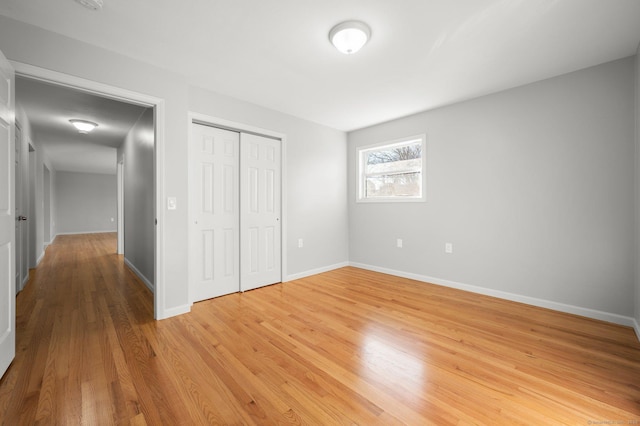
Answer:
[329, 20, 371, 55]
[74, 0, 103, 11]
[69, 119, 98, 134]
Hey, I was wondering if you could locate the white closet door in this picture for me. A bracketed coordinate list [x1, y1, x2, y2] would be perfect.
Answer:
[189, 124, 240, 302]
[240, 133, 281, 291]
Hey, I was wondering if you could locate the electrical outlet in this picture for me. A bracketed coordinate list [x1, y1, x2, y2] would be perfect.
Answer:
[397, 238, 403, 248]
[445, 243, 453, 254]
[298, 238, 304, 248]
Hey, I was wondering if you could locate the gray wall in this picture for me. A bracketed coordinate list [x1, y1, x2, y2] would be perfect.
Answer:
[55, 171, 117, 234]
[348, 57, 635, 319]
[121, 108, 154, 287]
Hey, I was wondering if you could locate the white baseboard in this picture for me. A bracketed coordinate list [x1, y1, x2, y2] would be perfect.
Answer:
[36, 250, 45, 266]
[124, 258, 154, 293]
[43, 235, 56, 250]
[55, 230, 116, 236]
[31, 234, 55, 270]
[350, 262, 637, 328]
[285, 261, 350, 282]
[634, 318, 640, 341]
[157, 304, 191, 320]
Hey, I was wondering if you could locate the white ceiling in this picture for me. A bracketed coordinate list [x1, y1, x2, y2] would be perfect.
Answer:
[16, 77, 146, 174]
[3, 0, 640, 133]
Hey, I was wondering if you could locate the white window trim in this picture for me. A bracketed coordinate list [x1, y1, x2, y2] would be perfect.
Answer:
[357, 134, 427, 203]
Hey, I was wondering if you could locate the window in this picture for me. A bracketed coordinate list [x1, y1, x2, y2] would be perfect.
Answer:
[357, 135, 426, 202]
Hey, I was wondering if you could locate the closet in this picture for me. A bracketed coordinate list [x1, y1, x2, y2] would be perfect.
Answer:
[189, 123, 281, 303]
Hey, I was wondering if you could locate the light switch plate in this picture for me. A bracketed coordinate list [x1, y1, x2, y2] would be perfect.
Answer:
[167, 197, 177, 210]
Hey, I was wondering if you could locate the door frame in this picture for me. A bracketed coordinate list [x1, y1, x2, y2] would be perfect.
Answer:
[117, 159, 124, 255]
[13, 61, 168, 320]
[187, 112, 288, 303]
[14, 120, 25, 294]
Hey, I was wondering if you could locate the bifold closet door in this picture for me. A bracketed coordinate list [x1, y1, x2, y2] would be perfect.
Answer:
[240, 133, 281, 291]
[189, 124, 240, 302]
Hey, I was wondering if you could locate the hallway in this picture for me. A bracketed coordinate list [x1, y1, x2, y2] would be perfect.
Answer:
[0, 233, 154, 424]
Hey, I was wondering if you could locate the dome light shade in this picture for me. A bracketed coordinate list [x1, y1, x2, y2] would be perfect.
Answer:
[69, 119, 98, 134]
[329, 21, 371, 54]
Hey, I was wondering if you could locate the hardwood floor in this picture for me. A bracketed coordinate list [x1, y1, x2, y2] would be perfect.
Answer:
[1, 233, 639, 425]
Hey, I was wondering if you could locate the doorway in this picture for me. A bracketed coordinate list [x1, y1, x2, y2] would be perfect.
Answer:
[13, 62, 167, 319]
[189, 117, 285, 303]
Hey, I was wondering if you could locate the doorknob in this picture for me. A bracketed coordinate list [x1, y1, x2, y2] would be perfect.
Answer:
[17, 216, 27, 221]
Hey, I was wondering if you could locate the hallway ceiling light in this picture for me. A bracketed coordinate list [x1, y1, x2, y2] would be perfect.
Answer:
[74, 0, 103, 11]
[69, 119, 98, 134]
[329, 21, 371, 55]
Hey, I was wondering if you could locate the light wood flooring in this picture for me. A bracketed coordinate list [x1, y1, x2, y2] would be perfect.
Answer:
[1, 233, 639, 424]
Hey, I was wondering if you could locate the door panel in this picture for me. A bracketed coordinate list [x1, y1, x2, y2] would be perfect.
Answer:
[189, 124, 240, 302]
[240, 133, 281, 291]
[0, 48, 15, 379]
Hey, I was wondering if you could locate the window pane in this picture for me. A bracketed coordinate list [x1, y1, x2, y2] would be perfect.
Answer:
[366, 143, 421, 165]
[365, 172, 421, 198]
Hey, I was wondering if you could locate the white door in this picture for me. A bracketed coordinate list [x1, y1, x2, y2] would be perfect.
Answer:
[240, 133, 281, 291]
[0, 49, 16, 378]
[189, 124, 240, 302]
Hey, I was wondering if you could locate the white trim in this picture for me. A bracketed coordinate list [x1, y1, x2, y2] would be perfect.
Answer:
[36, 250, 45, 266]
[116, 160, 124, 255]
[350, 262, 637, 328]
[634, 318, 640, 341]
[190, 112, 285, 140]
[35, 233, 51, 267]
[285, 262, 350, 282]
[55, 230, 117, 235]
[11, 61, 168, 320]
[124, 258, 154, 293]
[43, 234, 56, 249]
[187, 112, 288, 295]
[153, 104, 166, 320]
[162, 304, 192, 318]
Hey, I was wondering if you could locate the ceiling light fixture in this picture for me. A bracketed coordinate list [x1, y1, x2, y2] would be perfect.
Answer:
[69, 119, 98, 134]
[329, 20, 371, 55]
[74, 0, 103, 11]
